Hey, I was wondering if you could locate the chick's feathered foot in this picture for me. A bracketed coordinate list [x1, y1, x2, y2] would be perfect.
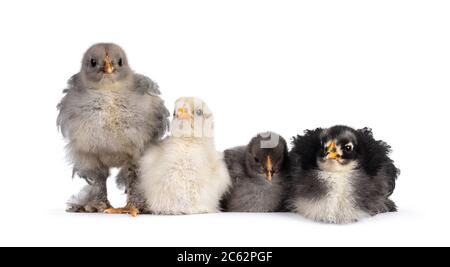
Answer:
[66, 183, 111, 213]
[67, 200, 112, 213]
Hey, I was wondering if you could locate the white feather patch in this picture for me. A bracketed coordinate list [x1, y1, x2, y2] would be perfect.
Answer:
[293, 161, 368, 224]
[138, 138, 231, 215]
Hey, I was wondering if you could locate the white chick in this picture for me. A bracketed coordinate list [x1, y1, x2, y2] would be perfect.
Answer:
[138, 97, 231, 215]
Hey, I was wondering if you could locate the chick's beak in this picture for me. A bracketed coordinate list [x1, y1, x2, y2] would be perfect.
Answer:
[265, 155, 274, 182]
[176, 108, 191, 120]
[103, 55, 114, 74]
[326, 142, 339, 160]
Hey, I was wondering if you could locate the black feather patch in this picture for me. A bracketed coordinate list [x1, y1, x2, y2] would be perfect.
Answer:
[357, 128, 391, 175]
[355, 127, 399, 195]
[290, 128, 323, 171]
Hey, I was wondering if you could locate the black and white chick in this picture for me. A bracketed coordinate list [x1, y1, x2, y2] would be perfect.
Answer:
[221, 132, 288, 212]
[286, 125, 400, 224]
[57, 43, 169, 214]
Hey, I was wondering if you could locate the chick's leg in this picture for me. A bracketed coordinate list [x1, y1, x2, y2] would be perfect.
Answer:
[105, 163, 145, 217]
[67, 175, 111, 213]
[66, 153, 111, 213]
[104, 188, 143, 217]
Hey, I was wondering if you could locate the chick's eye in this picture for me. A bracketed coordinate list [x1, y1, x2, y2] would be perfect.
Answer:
[90, 58, 97, 68]
[118, 58, 123, 67]
[344, 145, 353, 152]
[196, 109, 203, 116]
[254, 157, 260, 163]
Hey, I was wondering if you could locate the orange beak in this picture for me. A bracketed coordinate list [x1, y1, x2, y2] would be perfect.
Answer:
[326, 142, 339, 160]
[103, 54, 114, 74]
[176, 108, 191, 120]
[266, 155, 273, 182]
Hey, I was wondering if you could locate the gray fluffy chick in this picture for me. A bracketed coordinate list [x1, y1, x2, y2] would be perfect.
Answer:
[221, 132, 288, 212]
[57, 43, 169, 214]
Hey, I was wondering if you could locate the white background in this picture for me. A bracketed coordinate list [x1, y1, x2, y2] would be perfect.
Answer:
[0, 0, 449, 247]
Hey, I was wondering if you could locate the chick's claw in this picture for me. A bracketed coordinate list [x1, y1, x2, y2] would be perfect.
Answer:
[104, 207, 139, 217]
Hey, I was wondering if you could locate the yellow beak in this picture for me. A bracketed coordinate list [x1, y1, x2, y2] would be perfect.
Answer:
[103, 55, 114, 74]
[266, 155, 273, 182]
[326, 142, 339, 160]
[176, 108, 191, 120]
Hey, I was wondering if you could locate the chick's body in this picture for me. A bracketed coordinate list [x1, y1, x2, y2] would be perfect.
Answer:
[59, 76, 166, 163]
[138, 97, 231, 215]
[222, 133, 288, 212]
[57, 43, 169, 212]
[140, 138, 229, 214]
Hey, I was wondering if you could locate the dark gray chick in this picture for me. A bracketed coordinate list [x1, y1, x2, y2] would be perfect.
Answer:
[57, 43, 169, 214]
[222, 132, 288, 212]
